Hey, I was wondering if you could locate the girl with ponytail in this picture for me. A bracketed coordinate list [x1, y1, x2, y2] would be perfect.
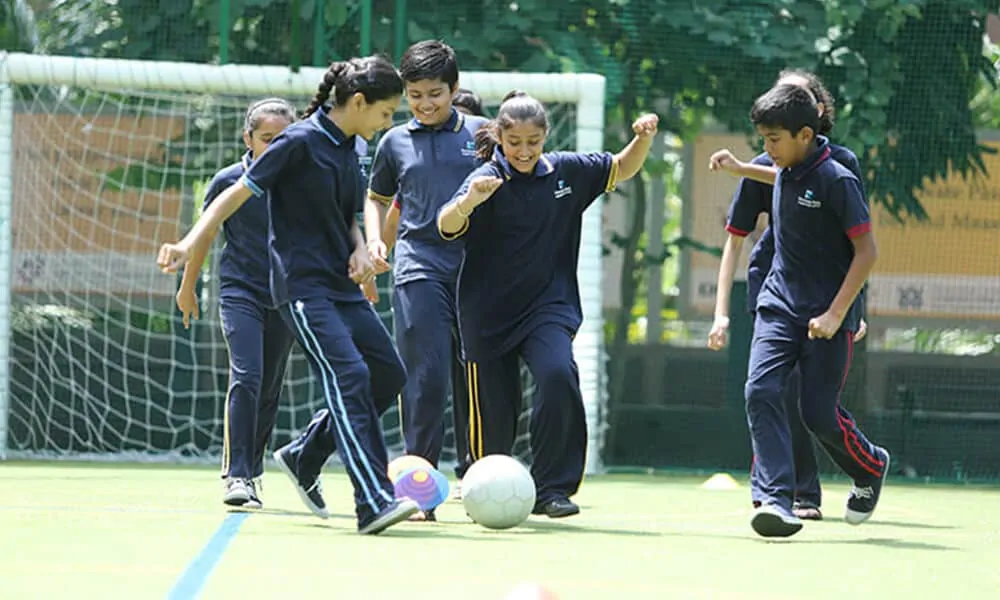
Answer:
[175, 97, 297, 510]
[158, 56, 421, 535]
[438, 90, 659, 518]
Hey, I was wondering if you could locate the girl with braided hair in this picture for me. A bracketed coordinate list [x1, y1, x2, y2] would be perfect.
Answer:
[160, 56, 419, 535]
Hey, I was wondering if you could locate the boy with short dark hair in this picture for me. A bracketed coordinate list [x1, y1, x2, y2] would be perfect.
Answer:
[364, 41, 489, 519]
[744, 83, 889, 538]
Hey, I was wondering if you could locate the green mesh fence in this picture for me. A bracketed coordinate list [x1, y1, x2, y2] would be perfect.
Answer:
[5, 0, 1000, 481]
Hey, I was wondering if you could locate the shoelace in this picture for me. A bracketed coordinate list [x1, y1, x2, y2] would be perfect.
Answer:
[306, 480, 323, 494]
[851, 486, 874, 500]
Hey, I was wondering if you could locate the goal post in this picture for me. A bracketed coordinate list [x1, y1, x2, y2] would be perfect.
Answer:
[0, 51, 609, 474]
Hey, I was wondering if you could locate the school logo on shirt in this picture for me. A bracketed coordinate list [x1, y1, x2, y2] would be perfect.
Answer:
[461, 139, 476, 158]
[797, 189, 821, 208]
[554, 179, 573, 199]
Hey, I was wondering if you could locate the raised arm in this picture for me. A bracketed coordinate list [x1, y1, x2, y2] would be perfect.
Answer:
[613, 114, 660, 183]
[438, 175, 503, 239]
[709, 149, 778, 185]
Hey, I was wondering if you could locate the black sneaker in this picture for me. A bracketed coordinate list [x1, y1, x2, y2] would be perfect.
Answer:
[358, 498, 420, 535]
[532, 498, 580, 519]
[751, 504, 803, 538]
[273, 444, 329, 519]
[845, 447, 891, 525]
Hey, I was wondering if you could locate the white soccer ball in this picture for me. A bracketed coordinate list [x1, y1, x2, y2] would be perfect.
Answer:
[461, 454, 537, 530]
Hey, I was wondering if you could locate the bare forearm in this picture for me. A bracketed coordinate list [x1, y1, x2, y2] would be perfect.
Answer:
[364, 197, 387, 245]
[829, 248, 877, 320]
[714, 236, 745, 319]
[351, 219, 366, 252]
[438, 196, 472, 237]
[182, 183, 253, 249]
[737, 163, 778, 185]
[614, 135, 654, 183]
[178, 235, 215, 292]
[382, 205, 399, 252]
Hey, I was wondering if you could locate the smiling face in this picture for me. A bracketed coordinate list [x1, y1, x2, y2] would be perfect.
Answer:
[405, 78, 456, 127]
[499, 121, 548, 174]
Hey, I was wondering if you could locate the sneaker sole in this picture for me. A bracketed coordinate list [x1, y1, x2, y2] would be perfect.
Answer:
[751, 511, 803, 538]
[359, 499, 420, 535]
[272, 449, 330, 520]
[845, 448, 891, 526]
[223, 493, 250, 507]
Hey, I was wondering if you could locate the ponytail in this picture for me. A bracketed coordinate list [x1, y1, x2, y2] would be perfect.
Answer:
[303, 62, 349, 119]
[474, 121, 500, 161]
[303, 56, 403, 119]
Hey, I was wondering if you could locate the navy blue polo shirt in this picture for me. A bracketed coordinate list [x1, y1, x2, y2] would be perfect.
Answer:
[241, 108, 367, 306]
[757, 138, 870, 333]
[726, 142, 861, 313]
[444, 147, 619, 360]
[368, 108, 488, 285]
[203, 152, 271, 307]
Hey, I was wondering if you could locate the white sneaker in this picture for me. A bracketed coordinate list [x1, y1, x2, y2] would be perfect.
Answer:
[451, 480, 463, 501]
[751, 504, 803, 538]
[223, 478, 251, 507]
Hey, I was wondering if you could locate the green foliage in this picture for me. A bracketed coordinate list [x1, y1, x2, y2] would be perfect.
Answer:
[0, 0, 38, 51]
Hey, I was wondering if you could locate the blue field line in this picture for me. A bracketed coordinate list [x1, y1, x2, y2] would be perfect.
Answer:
[167, 513, 249, 600]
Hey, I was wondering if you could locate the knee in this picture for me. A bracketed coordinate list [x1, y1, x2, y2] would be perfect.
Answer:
[337, 359, 371, 391]
[800, 404, 840, 438]
[230, 368, 263, 397]
[534, 360, 578, 398]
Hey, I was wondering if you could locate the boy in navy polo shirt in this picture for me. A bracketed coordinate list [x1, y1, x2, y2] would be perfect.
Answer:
[364, 41, 488, 516]
[743, 83, 889, 538]
[159, 56, 419, 535]
[706, 70, 869, 521]
[176, 98, 298, 510]
[438, 91, 658, 518]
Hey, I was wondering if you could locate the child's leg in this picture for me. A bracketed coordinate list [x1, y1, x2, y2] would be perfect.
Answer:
[786, 364, 822, 510]
[466, 352, 521, 462]
[451, 328, 472, 479]
[342, 300, 407, 415]
[280, 302, 404, 484]
[393, 280, 458, 467]
[251, 308, 296, 479]
[281, 298, 400, 524]
[744, 309, 802, 512]
[219, 296, 266, 482]
[798, 331, 887, 483]
[519, 323, 587, 510]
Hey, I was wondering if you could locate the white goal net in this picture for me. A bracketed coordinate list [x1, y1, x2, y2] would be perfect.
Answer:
[0, 52, 608, 474]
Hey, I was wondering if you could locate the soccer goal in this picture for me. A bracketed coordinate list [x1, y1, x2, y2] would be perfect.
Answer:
[0, 52, 609, 475]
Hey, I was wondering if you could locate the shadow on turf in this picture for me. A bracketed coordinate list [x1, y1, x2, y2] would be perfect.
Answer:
[795, 537, 957, 551]
[856, 519, 956, 531]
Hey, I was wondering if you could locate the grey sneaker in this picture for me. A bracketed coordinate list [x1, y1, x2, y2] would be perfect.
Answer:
[751, 504, 803, 538]
[223, 478, 251, 507]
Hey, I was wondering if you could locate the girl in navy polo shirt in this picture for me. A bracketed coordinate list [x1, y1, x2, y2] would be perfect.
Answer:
[176, 98, 298, 511]
[159, 56, 419, 535]
[438, 91, 658, 518]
